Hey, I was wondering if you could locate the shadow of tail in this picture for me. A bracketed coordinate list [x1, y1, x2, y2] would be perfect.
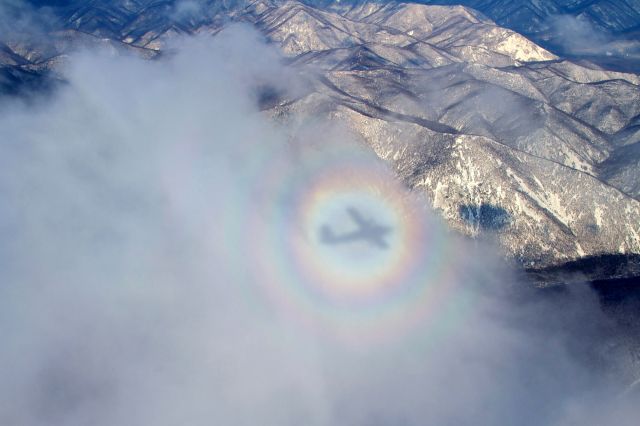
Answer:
[320, 225, 335, 244]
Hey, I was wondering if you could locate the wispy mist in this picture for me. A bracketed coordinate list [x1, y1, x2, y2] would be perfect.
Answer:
[546, 15, 640, 62]
[0, 0, 58, 40]
[0, 25, 637, 425]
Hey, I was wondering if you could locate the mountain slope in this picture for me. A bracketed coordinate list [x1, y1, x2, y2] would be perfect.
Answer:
[1, 0, 640, 277]
[308, 0, 640, 72]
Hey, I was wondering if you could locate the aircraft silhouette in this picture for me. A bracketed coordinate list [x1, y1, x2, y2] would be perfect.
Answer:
[319, 207, 391, 249]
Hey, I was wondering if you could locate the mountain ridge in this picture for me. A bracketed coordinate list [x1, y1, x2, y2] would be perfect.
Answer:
[1, 0, 639, 280]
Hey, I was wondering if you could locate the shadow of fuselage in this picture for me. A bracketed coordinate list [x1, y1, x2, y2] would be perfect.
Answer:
[318, 207, 391, 250]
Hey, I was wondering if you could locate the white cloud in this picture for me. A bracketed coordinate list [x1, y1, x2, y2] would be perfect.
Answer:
[0, 24, 637, 426]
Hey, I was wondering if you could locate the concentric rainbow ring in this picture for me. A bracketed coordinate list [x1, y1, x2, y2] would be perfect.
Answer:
[248, 144, 468, 344]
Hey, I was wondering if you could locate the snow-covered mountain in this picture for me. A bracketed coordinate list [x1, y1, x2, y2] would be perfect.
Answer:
[2, 0, 640, 280]
[301, 0, 640, 73]
[411, 0, 640, 36]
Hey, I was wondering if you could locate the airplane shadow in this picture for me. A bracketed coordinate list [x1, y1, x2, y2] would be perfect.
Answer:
[319, 206, 391, 249]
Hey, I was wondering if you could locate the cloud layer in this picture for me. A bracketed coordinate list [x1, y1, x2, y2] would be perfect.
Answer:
[0, 25, 638, 425]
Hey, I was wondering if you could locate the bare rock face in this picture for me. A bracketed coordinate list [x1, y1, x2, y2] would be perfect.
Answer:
[1, 0, 640, 276]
